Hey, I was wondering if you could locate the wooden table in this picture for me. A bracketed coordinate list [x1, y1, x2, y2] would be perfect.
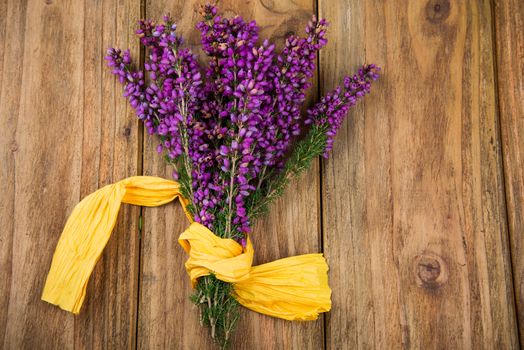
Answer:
[1, 0, 522, 348]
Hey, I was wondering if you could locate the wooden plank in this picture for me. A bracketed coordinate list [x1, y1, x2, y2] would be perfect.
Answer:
[493, 0, 524, 342]
[74, 0, 142, 349]
[138, 1, 323, 349]
[138, 3, 211, 349]
[319, 0, 519, 348]
[0, 0, 141, 348]
[0, 1, 82, 347]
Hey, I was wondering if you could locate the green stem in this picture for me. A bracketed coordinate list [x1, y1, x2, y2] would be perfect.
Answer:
[191, 275, 240, 349]
[224, 155, 237, 238]
[248, 123, 329, 219]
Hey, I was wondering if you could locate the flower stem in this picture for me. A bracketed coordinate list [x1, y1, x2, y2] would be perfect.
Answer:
[224, 156, 237, 238]
[191, 275, 240, 349]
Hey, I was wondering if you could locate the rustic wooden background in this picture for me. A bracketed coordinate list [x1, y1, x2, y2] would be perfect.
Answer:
[1, 0, 523, 348]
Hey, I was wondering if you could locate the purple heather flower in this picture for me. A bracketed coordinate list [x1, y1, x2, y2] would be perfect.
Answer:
[106, 5, 378, 239]
[266, 16, 329, 167]
[306, 64, 380, 156]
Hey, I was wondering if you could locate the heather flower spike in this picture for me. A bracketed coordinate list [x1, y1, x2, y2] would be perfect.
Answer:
[106, 4, 379, 348]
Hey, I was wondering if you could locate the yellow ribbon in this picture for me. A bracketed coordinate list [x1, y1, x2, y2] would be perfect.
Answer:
[42, 176, 331, 320]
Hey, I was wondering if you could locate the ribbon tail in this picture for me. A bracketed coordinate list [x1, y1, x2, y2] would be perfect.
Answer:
[41, 176, 183, 314]
[41, 183, 125, 314]
[233, 254, 332, 321]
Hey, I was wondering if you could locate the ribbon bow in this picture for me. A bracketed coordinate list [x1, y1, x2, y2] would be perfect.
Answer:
[42, 176, 331, 320]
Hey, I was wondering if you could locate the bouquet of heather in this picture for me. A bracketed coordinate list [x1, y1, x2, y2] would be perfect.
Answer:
[104, 4, 379, 348]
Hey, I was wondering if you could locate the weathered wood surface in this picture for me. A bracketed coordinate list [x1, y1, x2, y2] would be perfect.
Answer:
[0, 0, 141, 348]
[320, 0, 518, 348]
[139, 1, 322, 349]
[0, 0, 522, 349]
[494, 0, 524, 343]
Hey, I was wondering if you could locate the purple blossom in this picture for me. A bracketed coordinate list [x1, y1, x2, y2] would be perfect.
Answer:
[267, 16, 328, 167]
[106, 5, 379, 239]
[306, 64, 380, 156]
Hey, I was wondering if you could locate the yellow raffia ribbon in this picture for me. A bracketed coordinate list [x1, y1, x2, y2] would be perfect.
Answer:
[42, 176, 331, 320]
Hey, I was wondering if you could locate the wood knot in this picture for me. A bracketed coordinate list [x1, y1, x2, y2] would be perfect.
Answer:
[45, 0, 53, 4]
[425, 0, 450, 24]
[122, 127, 131, 138]
[10, 141, 19, 153]
[414, 253, 448, 289]
[260, 0, 276, 12]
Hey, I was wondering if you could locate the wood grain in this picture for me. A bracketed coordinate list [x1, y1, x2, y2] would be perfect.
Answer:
[1, 0, 523, 348]
[138, 1, 323, 349]
[319, 0, 519, 348]
[0, 1, 83, 348]
[0, 0, 141, 348]
[493, 0, 524, 342]
[74, 1, 142, 349]
[137, 2, 215, 348]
